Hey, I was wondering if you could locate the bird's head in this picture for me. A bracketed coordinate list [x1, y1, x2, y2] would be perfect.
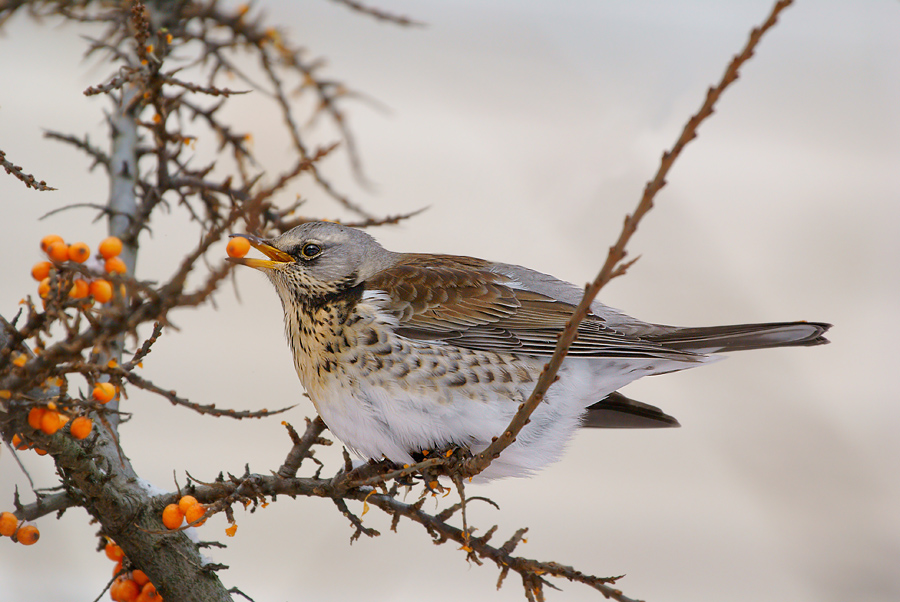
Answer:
[228, 221, 396, 304]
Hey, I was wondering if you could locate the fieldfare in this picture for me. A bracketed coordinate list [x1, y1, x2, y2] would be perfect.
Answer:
[230, 222, 830, 479]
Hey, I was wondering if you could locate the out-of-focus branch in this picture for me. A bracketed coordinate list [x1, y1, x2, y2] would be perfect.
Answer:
[0, 148, 56, 191]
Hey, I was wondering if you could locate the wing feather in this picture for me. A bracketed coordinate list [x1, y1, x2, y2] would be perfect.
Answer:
[365, 254, 700, 360]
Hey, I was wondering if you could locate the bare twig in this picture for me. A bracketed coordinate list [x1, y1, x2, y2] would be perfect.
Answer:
[460, 0, 795, 479]
[0, 148, 56, 191]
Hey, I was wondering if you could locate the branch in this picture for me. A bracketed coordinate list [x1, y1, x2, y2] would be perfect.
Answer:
[460, 0, 795, 479]
[0, 148, 56, 191]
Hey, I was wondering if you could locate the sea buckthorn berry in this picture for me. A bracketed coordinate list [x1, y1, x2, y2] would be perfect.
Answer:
[184, 503, 207, 527]
[99, 236, 123, 259]
[136, 582, 159, 602]
[40, 410, 63, 435]
[105, 541, 125, 561]
[226, 237, 251, 258]
[0, 512, 18, 537]
[68, 242, 90, 263]
[38, 277, 52, 298]
[12, 434, 30, 450]
[12, 353, 27, 367]
[161, 504, 184, 530]
[90, 279, 113, 303]
[131, 570, 150, 587]
[46, 241, 70, 263]
[177, 495, 199, 514]
[31, 261, 52, 281]
[34, 447, 48, 456]
[93, 382, 117, 404]
[41, 234, 64, 252]
[70, 279, 90, 299]
[16, 524, 39, 545]
[105, 256, 127, 275]
[116, 578, 140, 602]
[70, 416, 93, 440]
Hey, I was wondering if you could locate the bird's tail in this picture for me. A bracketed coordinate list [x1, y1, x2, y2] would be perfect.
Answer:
[646, 321, 831, 354]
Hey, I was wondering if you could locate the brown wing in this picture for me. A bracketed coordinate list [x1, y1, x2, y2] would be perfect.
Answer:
[365, 255, 701, 360]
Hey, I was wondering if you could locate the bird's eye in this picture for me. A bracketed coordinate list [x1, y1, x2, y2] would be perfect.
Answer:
[300, 243, 322, 259]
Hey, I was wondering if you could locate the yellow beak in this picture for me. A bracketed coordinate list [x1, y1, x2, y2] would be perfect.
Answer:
[227, 234, 295, 270]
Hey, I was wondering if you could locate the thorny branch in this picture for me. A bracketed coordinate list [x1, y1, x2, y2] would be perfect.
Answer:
[456, 0, 796, 480]
[0, 148, 56, 191]
[1, 0, 796, 600]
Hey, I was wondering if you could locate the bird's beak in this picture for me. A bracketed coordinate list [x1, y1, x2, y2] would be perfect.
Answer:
[227, 234, 295, 270]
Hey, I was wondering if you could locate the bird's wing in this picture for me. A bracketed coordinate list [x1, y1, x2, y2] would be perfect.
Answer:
[365, 254, 701, 360]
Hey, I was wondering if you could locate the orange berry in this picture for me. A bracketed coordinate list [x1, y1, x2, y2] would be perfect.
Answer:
[40, 234, 64, 252]
[16, 524, 39, 545]
[105, 256, 127, 275]
[113, 559, 123, 576]
[161, 504, 184, 530]
[105, 541, 125, 561]
[184, 503, 207, 527]
[0, 512, 18, 537]
[31, 261, 52, 281]
[93, 382, 116, 404]
[177, 495, 199, 514]
[28, 407, 47, 430]
[116, 578, 140, 602]
[131, 570, 150, 586]
[34, 447, 48, 456]
[40, 410, 63, 435]
[46, 241, 70, 263]
[12, 434, 30, 450]
[70, 416, 93, 440]
[12, 353, 27, 367]
[99, 236, 124, 259]
[69, 279, 90, 299]
[136, 582, 159, 602]
[68, 242, 90, 263]
[38, 277, 52, 298]
[226, 237, 251, 258]
[90, 279, 113, 303]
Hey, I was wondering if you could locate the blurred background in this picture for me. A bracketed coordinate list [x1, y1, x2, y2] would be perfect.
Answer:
[1, 1, 898, 601]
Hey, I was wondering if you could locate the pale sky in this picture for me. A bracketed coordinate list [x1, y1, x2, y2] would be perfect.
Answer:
[1, 2, 899, 601]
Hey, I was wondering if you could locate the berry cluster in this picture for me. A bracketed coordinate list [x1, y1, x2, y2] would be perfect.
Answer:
[32, 234, 125, 303]
[104, 540, 161, 602]
[161, 495, 207, 530]
[0, 511, 39, 546]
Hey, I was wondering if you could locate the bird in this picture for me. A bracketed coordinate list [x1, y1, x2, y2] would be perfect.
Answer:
[229, 221, 830, 479]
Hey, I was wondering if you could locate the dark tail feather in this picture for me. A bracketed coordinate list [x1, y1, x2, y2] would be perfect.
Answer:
[647, 321, 831, 353]
[581, 391, 680, 429]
